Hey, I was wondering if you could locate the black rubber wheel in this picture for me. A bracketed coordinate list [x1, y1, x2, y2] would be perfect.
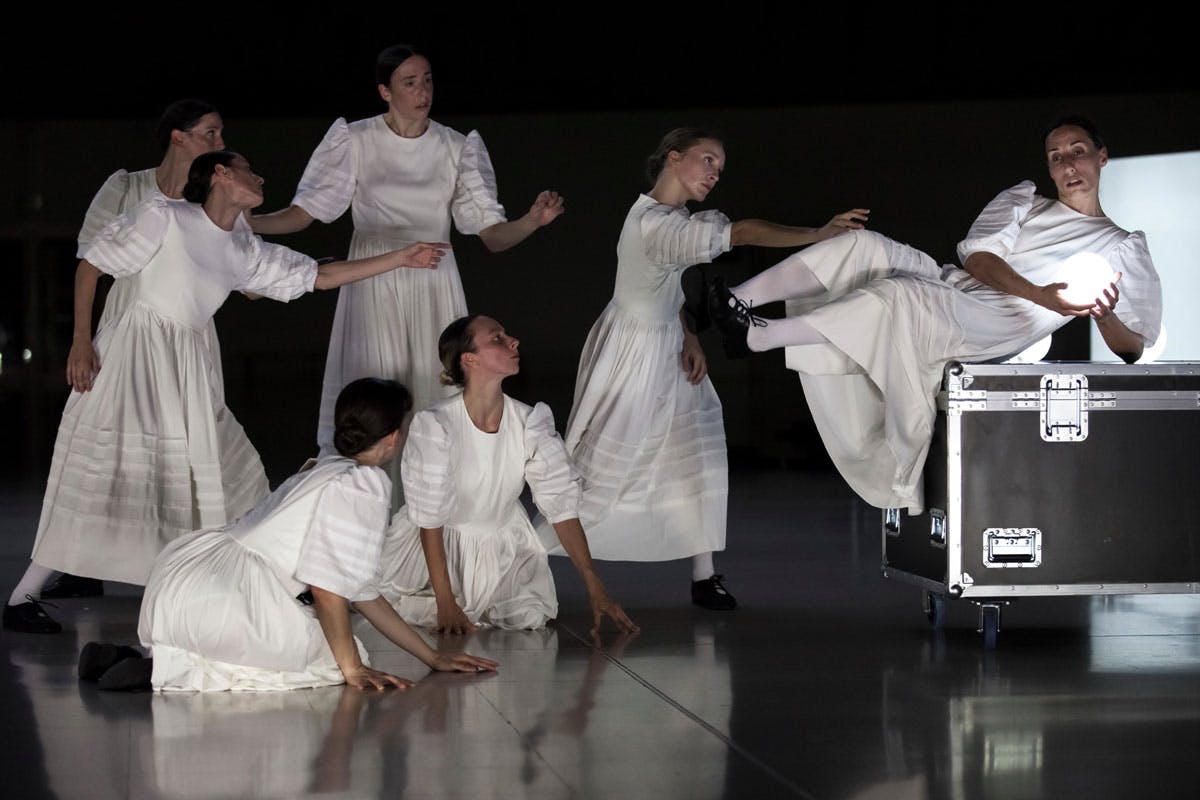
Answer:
[981, 605, 1000, 650]
[924, 591, 947, 628]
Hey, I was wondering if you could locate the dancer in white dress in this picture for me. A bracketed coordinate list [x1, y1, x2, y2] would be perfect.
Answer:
[709, 116, 1162, 513]
[379, 315, 638, 637]
[136, 378, 497, 691]
[44, 100, 228, 602]
[251, 44, 564, 499]
[3, 151, 447, 634]
[549, 128, 867, 609]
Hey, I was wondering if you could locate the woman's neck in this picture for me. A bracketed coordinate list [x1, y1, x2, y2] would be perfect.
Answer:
[155, 149, 193, 199]
[462, 379, 505, 433]
[202, 194, 245, 231]
[647, 176, 687, 208]
[383, 110, 430, 139]
[1060, 193, 1104, 217]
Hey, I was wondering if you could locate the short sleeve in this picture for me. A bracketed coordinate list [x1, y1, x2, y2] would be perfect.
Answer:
[450, 130, 507, 235]
[236, 235, 318, 301]
[956, 181, 1037, 264]
[640, 204, 732, 268]
[1106, 232, 1162, 344]
[294, 465, 391, 602]
[401, 410, 458, 528]
[80, 196, 170, 278]
[77, 170, 132, 256]
[291, 119, 355, 224]
[523, 402, 581, 524]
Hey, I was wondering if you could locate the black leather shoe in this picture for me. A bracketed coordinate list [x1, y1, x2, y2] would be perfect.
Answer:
[41, 573, 104, 599]
[708, 277, 763, 359]
[691, 574, 738, 610]
[3, 596, 63, 634]
[79, 642, 144, 681]
[681, 265, 710, 334]
[97, 656, 153, 691]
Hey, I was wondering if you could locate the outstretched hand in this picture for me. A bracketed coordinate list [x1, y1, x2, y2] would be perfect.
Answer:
[434, 599, 477, 636]
[1034, 282, 1100, 317]
[1089, 271, 1123, 321]
[589, 592, 640, 640]
[342, 664, 413, 691]
[398, 242, 450, 270]
[430, 652, 499, 673]
[527, 190, 565, 227]
[66, 339, 101, 392]
[816, 208, 870, 241]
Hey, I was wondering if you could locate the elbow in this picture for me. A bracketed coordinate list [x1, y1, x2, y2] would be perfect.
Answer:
[729, 220, 750, 247]
[477, 227, 505, 253]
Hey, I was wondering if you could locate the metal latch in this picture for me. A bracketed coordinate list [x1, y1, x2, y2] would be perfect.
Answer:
[983, 528, 1042, 568]
[884, 508, 901, 538]
[929, 508, 946, 548]
[1040, 374, 1088, 441]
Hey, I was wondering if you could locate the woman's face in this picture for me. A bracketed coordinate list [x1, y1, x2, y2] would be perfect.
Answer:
[1045, 125, 1107, 204]
[464, 316, 520, 380]
[175, 112, 225, 160]
[669, 139, 725, 203]
[379, 55, 433, 120]
[219, 155, 265, 208]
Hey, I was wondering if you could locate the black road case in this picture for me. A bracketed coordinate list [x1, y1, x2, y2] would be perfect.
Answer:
[882, 362, 1200, 647]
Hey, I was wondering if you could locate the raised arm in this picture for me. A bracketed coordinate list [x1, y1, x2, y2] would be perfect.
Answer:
[250, 205, 315, 236]
[477, 190, 564, 253]
[730, 209, 869, 248]
[66, 260, 105, 392]
[550, 517, 639, 639]
[1091, 277, 1144, 363]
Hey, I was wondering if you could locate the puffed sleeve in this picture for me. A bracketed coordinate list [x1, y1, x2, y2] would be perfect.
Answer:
[80, 196, 170, 278]
[640, 204, 732, 268]
[77, 170, 132, 256]
[235, 235, 318, 301]
[523, 402, 582, 524]
[401, 410, 458, 528]
[1106, 231, 1162, 344]
[956, 181, 1038, 264]
[291, 118, 355, 224]
[450, 130, 508, 235]
[294, 465, 391, 602]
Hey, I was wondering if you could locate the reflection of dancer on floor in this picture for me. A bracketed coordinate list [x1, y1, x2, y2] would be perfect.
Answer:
[3, 151, 447, 635]
[45, 99, 229, 603]
[379, 315, 638, 638]
[707, 116, 1162, 512]
[251, 44, 564, 499]
[548, 127, 867, 609]
[138, 378, 497, 691]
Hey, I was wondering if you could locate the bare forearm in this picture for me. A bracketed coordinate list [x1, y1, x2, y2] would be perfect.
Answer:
[418, 527, 458, 604]
[311, 587, 365, 674]
[730, 219, 822, 248]
[314, 252, 402, 290]
[552, 518, 606, 596]
[962, 251, 1041, 301]
[478, 216, 539, 253]
[352, 596, 439, 667]
[73, 261, 103, 341]
[1095, 314, 1144, 363]
[249, 204, 314, 236]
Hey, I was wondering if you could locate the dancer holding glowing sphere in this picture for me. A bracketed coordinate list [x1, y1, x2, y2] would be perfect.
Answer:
[705, 116, 1162, 512]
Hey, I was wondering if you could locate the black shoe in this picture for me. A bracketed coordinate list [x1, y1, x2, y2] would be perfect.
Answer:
[3, 596, 63, 634]
[97, 656, 153, 691]
[41, 573, 104, 599]
[79, 642, 144, 681]
[708, 277, 764, 359]
[691, 574, 738, 611]
[680, 265, 710, 334]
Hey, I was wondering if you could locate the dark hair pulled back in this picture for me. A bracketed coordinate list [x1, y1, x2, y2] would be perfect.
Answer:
[645, 126, 723, 186]
[437, 314, 482, 387]
[333, 378, 413, 457]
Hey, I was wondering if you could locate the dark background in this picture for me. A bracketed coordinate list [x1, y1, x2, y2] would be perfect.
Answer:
[2, 9, 1197, 483]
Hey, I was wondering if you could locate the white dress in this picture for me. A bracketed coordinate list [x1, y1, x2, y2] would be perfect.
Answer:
[378, 394, 579, 629]
[79, 168, 229, 398]
[31, 198, 317, 584]
[139, 456, 390, 691]
[783, 181, 1162, 512]
[541, 194, 730, 561]
[292, 117, 507, 490]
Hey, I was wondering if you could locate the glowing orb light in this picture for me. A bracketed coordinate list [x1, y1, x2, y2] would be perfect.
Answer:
[1057, 252, 1116, 306]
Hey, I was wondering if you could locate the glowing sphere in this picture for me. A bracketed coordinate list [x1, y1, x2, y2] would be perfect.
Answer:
[1057, 252, 1116, 306]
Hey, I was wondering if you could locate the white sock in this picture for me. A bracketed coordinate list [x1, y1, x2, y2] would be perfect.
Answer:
[691, 552, 715, 581]
[747, 316, 828, 352]
[9, 562, 55, 606]
[732, 251, 826, 306]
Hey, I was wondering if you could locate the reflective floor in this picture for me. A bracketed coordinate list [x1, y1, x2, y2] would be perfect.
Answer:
[3, 471, 1199, 799]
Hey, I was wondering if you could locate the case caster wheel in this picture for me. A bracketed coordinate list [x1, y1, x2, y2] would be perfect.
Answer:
[923, 591, 947, 628]
[978, 603, 1001, 650]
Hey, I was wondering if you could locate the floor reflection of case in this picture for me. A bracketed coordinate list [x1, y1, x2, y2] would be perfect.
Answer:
[882, 362, 1200, 648]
